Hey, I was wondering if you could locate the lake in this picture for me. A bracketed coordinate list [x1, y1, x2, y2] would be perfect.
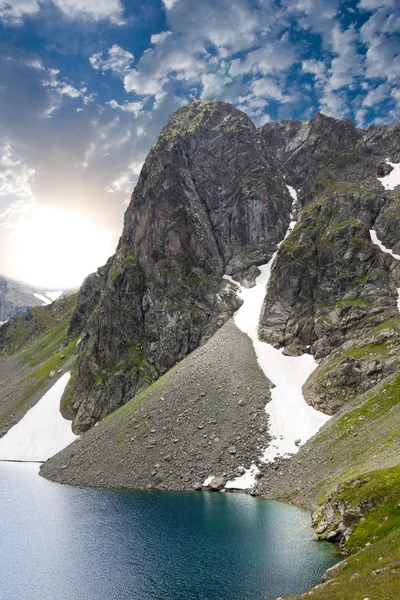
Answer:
[0, 463, 338, 600]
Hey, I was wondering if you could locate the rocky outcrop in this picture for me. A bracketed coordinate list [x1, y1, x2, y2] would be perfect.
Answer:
[312, 478, 375, 547]
[65, 100, 292, 433]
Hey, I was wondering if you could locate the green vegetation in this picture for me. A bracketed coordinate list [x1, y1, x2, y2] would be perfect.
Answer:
[0, 293, 80, 430]
[287, 466, 400, 600]
[108, 244, 144, 287]
[0, 293, 77, 356]
[335, 465, 400, 553]
[160, 100, 209, 143]
[335, 297, 373, 309]
[345, 341, 389, 358]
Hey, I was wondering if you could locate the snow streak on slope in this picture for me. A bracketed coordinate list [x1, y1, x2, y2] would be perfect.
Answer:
[33, 290, 63, 306]
[370, 230, 400, 260]
[377, 159, 400, 191]
[0, 373, 77, 462]
[370, 229, 400, 313]
[225, 187, 330, 490]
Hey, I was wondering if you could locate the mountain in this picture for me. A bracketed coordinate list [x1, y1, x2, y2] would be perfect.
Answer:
[64, 100, 292, 434]
[1, 101, 400, 599]
[0, 275, 62, 324]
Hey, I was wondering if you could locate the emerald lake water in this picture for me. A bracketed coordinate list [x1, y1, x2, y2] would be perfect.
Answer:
[0, 463, 338, 600]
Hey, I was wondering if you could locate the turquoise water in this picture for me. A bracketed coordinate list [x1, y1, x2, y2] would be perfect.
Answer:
[0, 463, 338, 600]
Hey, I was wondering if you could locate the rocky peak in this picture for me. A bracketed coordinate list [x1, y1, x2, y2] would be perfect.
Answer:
[66, 100, 292, 433]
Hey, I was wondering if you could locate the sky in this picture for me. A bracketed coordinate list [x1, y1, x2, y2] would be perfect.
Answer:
[0, 0, 399, 289]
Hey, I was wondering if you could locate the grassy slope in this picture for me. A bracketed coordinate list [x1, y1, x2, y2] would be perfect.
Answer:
[286, 465, 400, 600]
[0, 293, 78, 434]
[279, 370, 400, 599]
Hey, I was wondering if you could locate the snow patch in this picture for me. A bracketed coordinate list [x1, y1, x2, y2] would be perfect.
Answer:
[44, 290, 63, 302]
[224, 203, 330, 490]
[377, 159, 400, 191]
[0, 373, 78, 462]
[370, 230, 400, 261]
[33, 290, 63, 306]
[33, 293, 52, 305]
[225, 464, 260, 490]
[286, 184, 298, 202]
[203, 475, 214, 487]
[370, 229, 400, 317]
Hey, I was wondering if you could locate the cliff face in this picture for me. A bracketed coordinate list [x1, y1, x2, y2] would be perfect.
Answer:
[258, 113, 400, 412]
[66, 100, 292, 433]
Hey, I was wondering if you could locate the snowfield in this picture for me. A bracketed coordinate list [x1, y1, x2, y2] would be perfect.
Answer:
[0, 373, 77, 462]
[224, 187, 330, 491]
[377, 159, 400, 191]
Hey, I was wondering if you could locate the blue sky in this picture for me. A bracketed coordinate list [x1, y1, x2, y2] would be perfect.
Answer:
[0, 0, 399, 288]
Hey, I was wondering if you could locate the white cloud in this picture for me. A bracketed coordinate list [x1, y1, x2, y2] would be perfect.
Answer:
[51, 0, 124, 23]
[90, 45, 134, 76]
[329, 25, 363, 90]
[108, 161, 143, 195]
[201, 73, 232, 99]
[108, 100, 144, 116]
[151, 31, 172, 45]
[0, 0, 40, 25]
[0, 0, 125, 25]
[124, 69, 166, 96]
[162, 0, 179, 10]
[251, 77, 291, 102]
[0, 141, 36, 228]
[362, 82, 391, 107]
[365, 35, 400, 82]
[358, 0, 397, 9]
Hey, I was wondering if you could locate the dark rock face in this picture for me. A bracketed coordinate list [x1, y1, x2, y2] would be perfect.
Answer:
[0, 275, 44, 323]
[258, 112, 400, 412]
[67, 100, 292, 433]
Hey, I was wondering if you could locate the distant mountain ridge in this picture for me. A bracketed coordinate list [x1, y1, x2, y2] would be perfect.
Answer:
[0, 275, 62, 324]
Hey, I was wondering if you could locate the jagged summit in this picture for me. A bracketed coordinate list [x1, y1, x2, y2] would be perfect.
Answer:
[66, 100, 292, 433]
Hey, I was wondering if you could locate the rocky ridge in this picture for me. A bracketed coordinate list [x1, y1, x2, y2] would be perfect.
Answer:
[259, 112, 400, 413]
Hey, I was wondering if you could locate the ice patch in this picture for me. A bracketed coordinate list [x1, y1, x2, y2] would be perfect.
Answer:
[0, 373, 78, 462]
[370, 230, 400, 261]
[377, 159, 400, 191]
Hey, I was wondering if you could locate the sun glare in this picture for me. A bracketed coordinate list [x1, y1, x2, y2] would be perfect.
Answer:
[10, 206, 116, 289]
